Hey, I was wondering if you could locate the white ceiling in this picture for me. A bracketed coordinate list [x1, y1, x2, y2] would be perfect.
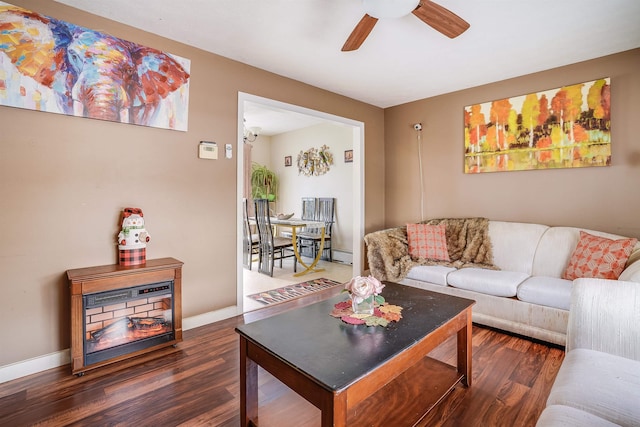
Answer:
[243, 101, 331, 136]
[50, 0, 640, 133]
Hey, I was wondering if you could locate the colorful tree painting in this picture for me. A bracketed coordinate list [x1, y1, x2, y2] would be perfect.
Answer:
[463, 78, 611, 173]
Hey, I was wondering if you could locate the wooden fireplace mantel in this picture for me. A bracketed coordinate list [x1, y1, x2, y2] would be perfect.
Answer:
[67, 257, 183, 375]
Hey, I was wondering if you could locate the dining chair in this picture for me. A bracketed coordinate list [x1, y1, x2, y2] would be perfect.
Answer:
[301, 197, 317, 221]
[297, 197, 334, 262]
[242, 198, 260, 270]
[280, 197, 317, 242]
[254, 198, 297, 276]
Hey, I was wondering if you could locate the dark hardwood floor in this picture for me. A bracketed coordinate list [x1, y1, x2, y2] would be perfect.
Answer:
[0, 287, 564, 426]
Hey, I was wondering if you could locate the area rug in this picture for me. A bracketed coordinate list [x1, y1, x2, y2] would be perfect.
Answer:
[247, 278, 343, 306]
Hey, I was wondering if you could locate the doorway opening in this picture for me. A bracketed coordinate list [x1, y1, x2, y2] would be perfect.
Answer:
[236, 92, 364, 313]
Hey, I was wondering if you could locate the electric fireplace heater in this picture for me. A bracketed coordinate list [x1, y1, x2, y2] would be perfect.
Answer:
[83, 281, 175, 366]
[67, 258, 183, 375]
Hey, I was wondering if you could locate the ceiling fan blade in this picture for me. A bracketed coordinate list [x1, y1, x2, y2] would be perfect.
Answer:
[342, 14, 379, 51]
[412, 0, 470, 38]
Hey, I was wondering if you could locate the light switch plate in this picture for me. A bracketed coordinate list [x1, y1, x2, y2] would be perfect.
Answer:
[225, 144, 233, 159]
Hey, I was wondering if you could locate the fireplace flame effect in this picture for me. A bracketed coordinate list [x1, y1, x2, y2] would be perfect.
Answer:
[87, 316, 172, 353]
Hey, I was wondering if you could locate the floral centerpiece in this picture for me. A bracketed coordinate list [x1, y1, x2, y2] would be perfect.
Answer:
[331, 276, 403, 327]
[344, 275, 385, 314]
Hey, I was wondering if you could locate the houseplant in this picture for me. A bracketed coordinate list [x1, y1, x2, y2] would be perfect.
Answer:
[251, 162, 278, 201]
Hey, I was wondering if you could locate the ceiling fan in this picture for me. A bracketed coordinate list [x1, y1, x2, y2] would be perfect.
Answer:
[342, 0, 470, 51]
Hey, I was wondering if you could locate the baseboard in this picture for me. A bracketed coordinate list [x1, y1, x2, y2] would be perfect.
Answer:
[0, 349, 70, 385]
[182, 305, 239, 330]
[0, 305, 240, 385]
[332, 249, 353, 265]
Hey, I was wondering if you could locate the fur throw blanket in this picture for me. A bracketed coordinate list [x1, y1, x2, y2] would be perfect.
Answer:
[364, 217, 497, 282]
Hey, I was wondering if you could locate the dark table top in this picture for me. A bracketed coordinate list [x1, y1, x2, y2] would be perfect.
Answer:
[235, 282, 475, 392]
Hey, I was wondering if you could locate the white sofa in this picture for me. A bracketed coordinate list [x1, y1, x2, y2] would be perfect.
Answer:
[536, 278, 640, 426]
[365, 220, 640, 346]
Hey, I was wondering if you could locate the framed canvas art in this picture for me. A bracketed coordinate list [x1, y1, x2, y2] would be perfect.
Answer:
[0, 2, 191, 131]
[464, 78, 610, 173]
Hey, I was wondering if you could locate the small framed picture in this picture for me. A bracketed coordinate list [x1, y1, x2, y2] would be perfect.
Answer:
[344, 149, 353, 163]
[284, 155, 292, 167]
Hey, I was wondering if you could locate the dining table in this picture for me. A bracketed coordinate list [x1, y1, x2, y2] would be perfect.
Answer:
[251, 217, 326, 277]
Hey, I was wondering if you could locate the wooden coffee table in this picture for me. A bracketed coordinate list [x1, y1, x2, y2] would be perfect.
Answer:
[235, 282, 475, 426]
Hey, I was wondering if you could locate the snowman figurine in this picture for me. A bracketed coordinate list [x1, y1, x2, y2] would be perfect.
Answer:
[117, 208, 150, 265]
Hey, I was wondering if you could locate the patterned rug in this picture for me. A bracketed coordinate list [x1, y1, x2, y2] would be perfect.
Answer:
[247, 278, 343, 306]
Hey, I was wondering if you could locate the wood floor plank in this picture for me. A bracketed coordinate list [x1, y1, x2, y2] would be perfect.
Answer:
[510, 342, 552, 387]
[0, 290, 564, 426]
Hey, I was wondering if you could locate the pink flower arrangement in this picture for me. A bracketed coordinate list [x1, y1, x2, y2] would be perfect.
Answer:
[344, 275, 385, 304]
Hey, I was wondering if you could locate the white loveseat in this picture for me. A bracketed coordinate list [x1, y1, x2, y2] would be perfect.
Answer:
[536, 278, 640, 426]
[364, 220, 640, 346]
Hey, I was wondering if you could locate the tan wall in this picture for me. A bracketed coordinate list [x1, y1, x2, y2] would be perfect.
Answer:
[3, 0, 637, 371]
[384, 49, 640, 239]
[0, 0, 385, 366]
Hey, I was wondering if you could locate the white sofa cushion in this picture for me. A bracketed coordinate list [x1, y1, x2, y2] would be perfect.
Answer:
[488, 221, 548, 274]
[536, 405, 620, 427]
[447, 268, 529, 297]
[516, 276, 572, 310]
[405, 265, 456, 286]
[546, 348, 640, 426]
[532, 227, 582, 278]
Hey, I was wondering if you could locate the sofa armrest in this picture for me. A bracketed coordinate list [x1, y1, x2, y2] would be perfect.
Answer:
[619, 249, 640, 282]
[567, 278, 640, 361]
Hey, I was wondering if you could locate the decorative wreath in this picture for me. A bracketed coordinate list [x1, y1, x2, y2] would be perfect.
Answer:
[297, 145, 334, 176]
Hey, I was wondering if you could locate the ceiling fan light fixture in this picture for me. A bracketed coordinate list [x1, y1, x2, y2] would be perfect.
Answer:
[362, 0, 420, 19]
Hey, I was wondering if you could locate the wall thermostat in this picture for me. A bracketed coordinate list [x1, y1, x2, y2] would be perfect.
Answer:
[199, 141, 218, 160]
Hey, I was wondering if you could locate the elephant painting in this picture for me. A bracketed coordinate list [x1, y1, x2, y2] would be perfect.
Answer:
[0, 2, 190, 130]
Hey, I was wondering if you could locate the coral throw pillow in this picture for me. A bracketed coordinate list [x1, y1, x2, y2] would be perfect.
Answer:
[562, 231, 638, 280]
[407, 223, 450, 261]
